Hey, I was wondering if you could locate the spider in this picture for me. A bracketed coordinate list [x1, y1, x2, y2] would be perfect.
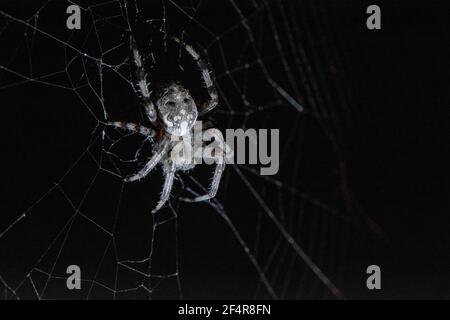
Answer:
[107, 35, 226, 213]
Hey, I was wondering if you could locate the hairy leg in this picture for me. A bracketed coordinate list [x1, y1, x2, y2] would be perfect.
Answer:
[152, 161, 177, 213]
[106, 121, 155, 137]
[130, 35, 157, 123]
[180, 128, 226, 202]
[125, 137, 170, 182]
[172, 36, 218, 115]
[180, 161, 225, 203]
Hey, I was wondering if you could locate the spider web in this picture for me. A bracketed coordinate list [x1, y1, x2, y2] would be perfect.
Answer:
[0, 0, 379, 299]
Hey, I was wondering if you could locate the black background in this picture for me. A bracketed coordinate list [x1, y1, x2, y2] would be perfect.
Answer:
[0, 0, 449, 299]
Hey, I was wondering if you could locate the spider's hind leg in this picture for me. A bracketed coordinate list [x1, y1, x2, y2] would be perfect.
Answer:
[171, 36, 218, 115]
[129, 35, 158, 124]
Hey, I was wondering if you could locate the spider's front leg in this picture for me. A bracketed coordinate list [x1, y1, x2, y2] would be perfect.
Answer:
[181, 161, 225, 203]
[180, 128, 226, 203]
[125, 137, 170, 182]
[152, 161, 176, 213]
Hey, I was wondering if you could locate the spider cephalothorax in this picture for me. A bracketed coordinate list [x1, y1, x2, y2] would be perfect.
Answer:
[156, 83, 198, 136]
[107, 35, 225, 213]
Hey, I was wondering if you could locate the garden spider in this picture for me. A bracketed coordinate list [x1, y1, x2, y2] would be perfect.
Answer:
[107, 35, 226, 213]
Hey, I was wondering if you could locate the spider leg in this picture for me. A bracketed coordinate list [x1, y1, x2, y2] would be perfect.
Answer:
[172, 37, 218, 115]
[130, 35, 158, 124]
[106, 121, 155, 137]
[152, 162, 177, 213]
[180, 128, 226, 203]
[181, 161, 225, 203]
[125, 137, 170, 182]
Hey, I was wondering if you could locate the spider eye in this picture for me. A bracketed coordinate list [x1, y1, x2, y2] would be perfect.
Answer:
[166, 101, 176, 107]
[183, 98, 190, 103]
